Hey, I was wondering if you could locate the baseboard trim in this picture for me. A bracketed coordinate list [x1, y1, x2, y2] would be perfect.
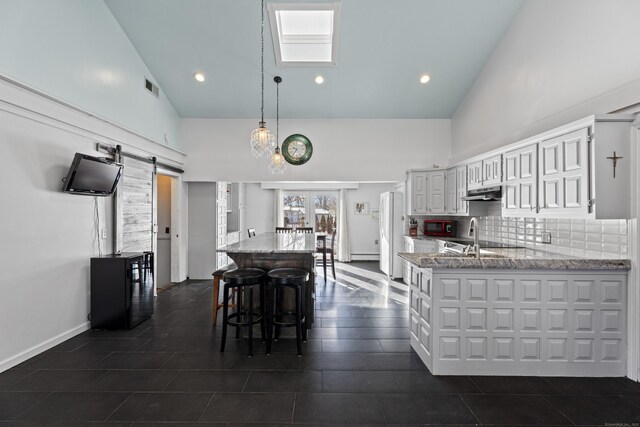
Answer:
[351, 254, 380, 261]
[0, 322, 90, 373]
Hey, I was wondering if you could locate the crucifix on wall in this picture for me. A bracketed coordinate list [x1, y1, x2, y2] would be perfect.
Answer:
[606, 151, 623, 178]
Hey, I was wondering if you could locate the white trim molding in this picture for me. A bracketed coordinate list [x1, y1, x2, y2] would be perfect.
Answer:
[627, 114, 640, 381]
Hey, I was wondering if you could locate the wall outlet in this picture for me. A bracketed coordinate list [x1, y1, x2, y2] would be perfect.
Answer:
[374, 239, 379, 245]
[541, 232, 552, 244]
[101, 229, 107, 239]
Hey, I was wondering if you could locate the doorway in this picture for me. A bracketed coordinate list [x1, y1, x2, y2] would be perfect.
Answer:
[156, 174, 173, 290]
[283, 191, 337, 232]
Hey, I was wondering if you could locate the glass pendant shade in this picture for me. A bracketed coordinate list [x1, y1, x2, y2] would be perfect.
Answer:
[250, 121, 275, 158]
[268, 147, 287, 174]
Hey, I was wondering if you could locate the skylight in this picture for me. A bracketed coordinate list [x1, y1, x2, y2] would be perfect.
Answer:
[267, 2, 341, 66]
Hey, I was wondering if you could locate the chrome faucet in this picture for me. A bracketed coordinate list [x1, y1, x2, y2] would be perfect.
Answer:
[468, 217, 480, 258]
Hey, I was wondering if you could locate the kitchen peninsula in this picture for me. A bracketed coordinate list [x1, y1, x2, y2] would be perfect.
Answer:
[217, 232, 317, 328]
[399, 250, 630, 377]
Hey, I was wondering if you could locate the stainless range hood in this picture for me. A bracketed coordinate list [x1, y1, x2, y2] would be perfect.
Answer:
[462, 186, 502, 201]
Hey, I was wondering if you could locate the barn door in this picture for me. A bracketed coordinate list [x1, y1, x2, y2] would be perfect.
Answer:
[119, 156, 155, 253]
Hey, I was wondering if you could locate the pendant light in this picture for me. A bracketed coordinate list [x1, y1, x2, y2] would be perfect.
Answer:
[269, 76, 286, 175]
[250, 0, 274, 158]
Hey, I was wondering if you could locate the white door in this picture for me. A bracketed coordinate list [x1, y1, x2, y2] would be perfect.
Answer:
[411, 171, 428, 214]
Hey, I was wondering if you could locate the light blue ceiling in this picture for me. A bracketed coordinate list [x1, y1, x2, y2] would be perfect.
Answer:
[105, 0, 523, 119]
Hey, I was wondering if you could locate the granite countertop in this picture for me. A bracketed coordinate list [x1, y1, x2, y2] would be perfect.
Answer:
[398, 248, 631, 271]
[217, 232, 316, 254]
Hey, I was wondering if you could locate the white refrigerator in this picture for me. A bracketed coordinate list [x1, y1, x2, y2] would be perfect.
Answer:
[379, 191, 404, 279]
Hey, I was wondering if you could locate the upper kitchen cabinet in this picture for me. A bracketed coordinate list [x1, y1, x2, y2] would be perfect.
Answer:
[407, 170, 428, 215]
[425, 170, 446, 214]
[445, 166, 468, 215]
[466, 161, 483, 190]
[500, 115, 634, 219]
[502, 143, 537, 216]
[466, 155, 502, 190]
[482, 154, 502, 186]
[407, 169, 450, 216]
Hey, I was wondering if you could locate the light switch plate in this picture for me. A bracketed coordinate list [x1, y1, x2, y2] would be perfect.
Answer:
[541, 232, 551, 244]
[101, 229, 107, 239]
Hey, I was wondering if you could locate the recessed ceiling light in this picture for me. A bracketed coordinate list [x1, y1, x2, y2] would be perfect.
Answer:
[315, 75, 325, 85]
[420, 74, 431, 84]
[193, 72, 206, 82]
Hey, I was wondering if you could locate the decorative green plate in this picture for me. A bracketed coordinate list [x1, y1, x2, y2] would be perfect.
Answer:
[282, 134, 313, 165]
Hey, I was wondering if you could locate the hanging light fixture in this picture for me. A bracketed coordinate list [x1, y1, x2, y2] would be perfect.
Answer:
[269, 76, 286, 175]
[250, 0, 274, 158]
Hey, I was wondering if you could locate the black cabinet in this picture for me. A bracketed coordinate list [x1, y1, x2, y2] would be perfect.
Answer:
[90, 252, 154, 329]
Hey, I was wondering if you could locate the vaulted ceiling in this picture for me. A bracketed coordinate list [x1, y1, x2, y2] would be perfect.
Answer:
[105, 0, 523, 119]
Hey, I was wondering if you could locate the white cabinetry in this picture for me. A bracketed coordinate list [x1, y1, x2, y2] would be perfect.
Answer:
[467, 161, 483, 190]
[445, 168, 457, 215]
[407, 171, 428, 215]
[482, 154, 502, 186]
[456, 166, 468, 215]
[502, 115, 632, 219]
[403, 237, 414, 285]
[412, 268, 628, 376]
[538, 128, 590, 217]
[502, 143, 537, 216]
[403, 238, 437, 285]
[425, 170, 445, 214]
[445, 166, 468, 215]
[216, 182, 229, 268]
[409, 266, 433, 371]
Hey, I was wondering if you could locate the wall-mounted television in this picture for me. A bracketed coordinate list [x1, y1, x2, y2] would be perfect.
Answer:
[62, 153, 123, 196]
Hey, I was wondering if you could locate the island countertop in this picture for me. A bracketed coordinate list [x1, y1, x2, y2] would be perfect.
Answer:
[398, 248, 631, 270]
[217, 232, 316, 254]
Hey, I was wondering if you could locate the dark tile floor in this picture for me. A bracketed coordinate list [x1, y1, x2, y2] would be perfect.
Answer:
[2, 261, 640, 425]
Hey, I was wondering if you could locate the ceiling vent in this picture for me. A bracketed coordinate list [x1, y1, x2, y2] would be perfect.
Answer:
[144, 78, 159, 98]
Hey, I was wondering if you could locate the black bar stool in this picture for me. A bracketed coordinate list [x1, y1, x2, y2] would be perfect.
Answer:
[266, 268, 309, 356]
[220, 268, 266, 357]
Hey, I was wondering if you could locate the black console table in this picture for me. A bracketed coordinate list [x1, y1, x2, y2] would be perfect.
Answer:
[90, 252, 154, 329]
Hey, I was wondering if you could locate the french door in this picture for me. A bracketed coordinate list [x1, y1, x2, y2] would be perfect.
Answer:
[283, 191, 337, 232]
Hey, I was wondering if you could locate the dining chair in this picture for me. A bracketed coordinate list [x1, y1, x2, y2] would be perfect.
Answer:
[316, 231, 336, 281]
[247, 228, 256, 238]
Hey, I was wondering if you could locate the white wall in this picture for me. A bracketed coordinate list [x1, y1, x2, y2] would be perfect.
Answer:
[0, 0, 181, 149]
[181, 119, 451, 182]
[347, 183, 396, 257]
[187, 183, 217, 280]
[244, 183, 275, 236]
[451, 0, 640, 161]
[0, 77, 185, 373]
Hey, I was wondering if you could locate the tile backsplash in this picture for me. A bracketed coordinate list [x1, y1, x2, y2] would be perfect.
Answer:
[409, 201, 628, 259]
[464, 202, 627, 259]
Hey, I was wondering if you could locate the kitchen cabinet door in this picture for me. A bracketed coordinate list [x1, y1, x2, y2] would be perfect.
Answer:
[502, 143, 537, 216]
[467, 161, 483, 190]
[445, 168, 457, 214]
[456, 166, 468, 215]
[408, 171, 428, 215]
[403, 237, 414, 286]
[426, 170, 445, 214]
[482, 154, 502, 186]
[539, 128, 589, 216]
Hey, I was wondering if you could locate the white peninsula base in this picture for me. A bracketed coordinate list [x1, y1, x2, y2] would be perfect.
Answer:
[409, 267, 628, 376]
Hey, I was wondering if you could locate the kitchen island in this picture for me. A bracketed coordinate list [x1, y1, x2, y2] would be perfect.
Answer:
[217, 232, 316, 328]
[399, 249, 630, 376]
